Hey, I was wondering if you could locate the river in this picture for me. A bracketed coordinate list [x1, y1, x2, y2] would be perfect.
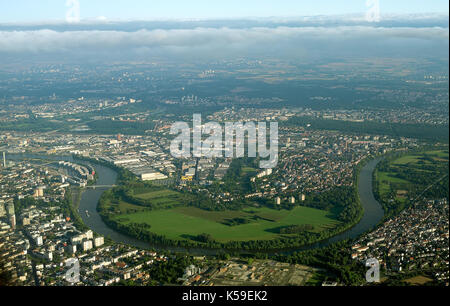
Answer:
[9, 153, 385, 255]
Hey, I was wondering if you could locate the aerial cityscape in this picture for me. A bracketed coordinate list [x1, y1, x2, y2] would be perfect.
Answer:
[0, 0, 448, 297]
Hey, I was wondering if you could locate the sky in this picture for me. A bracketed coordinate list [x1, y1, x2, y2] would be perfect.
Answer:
[0, 1, 447, 61]
[0, 0, 448, 23]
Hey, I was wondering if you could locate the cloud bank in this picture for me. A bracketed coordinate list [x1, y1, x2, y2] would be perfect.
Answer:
[0, 26, 448, 54]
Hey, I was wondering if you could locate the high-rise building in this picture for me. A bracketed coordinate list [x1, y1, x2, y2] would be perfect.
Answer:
[9, 215, 16, 229]
[6, 201, 14, 216]
[34, 235, 43, 246]
[22, 217, 30, 226]
[2, 152, 5, 168]
[34, 187, 45, 198]
[82, 240, 93, 252]
[275, 197, 281, 205]
[0, 201, 5, 217]
[94, 236, 104, 248]
[85, 230, 94, 240]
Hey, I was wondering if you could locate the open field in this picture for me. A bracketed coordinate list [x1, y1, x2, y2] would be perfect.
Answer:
[391, 155, 424, 165]
[378, 172, 410, 184]
[392, 150, 448, 165]
[125, 186, 191, 208]
[425, 150, 449, 159]
[377, 149, 449, 202]
[404, 275, 433, 285]
[241, 167, 257, 176]
[116, 200, 148, 214]
[133, 189, 183, 206]
[112, 205, 340, 243]
[377, 172, 410, 199]
[134, 189, 181, 200]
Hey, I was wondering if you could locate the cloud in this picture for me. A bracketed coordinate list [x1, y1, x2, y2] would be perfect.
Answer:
[0, 12, 447, 27]
[0, 25, 448, 54]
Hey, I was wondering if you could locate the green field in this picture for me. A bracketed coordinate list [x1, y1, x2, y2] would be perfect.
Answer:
[133, 189, 184, 206]
[134, 189, 181, 200]
[391, 155, 424, 165]
[116, 200, 148, 214]
[391, 150, 448, 166]
[241, 167, 257, 176]
[112, 206, 340, 242]
[376, 149, 449, 202]
[123, 185, 193, 209]
[377, 172, 410, 197]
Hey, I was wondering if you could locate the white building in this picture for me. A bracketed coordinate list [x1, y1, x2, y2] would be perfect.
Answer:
[34, 235, 43, 246]
[85, 230, 94, 240]
[112, 157, 140, 165]
[186, 168, 196, 177]
[71, 235, 84, 245]
[141, 172, 168, 181]
[0, 202, 6, 217]
[71, 230, 94, 245]
[82, 240, 93, 252]
[94, 237, 104, 248]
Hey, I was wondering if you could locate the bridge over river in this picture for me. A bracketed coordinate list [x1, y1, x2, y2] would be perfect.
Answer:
[85, 185, 117, 189]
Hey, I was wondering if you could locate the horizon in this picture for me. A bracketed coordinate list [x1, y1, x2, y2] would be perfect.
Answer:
[0, 0, 448, 23]
[0, 12, 449, 25]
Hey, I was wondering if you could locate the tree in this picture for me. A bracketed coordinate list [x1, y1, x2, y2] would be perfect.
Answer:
[0, 255, 12, 286]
